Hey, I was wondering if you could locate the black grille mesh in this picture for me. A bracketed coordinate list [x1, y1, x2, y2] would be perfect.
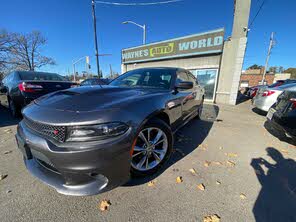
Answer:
[24, 117, 66, 142]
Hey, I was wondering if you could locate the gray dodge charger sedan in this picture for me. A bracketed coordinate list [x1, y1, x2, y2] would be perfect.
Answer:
[16, 67, 205, 196]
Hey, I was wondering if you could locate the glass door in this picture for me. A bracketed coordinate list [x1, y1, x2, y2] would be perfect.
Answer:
[190, 69, 218, 101]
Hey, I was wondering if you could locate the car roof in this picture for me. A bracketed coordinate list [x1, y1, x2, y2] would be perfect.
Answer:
[84, 78, 108, 81]
[129, 67, 180, 71]
[14, 71, 59, 75]
[272, 83, 296, 90]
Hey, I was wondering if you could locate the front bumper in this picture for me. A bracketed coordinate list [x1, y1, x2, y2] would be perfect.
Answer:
[16, 121, 133, 196]
[253, 97, 272, 112]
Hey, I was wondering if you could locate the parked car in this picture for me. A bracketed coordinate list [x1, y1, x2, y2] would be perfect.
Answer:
[80, 78, 110, 86]
[253, 83, 296, 112]
[0, 71, 77, 117]
[248, 85, 266, 98]
[248, 80, 285, 98]
[15, 67, 204, 196]
[266, 89, 296, 141]
[254, 79, 296, 99]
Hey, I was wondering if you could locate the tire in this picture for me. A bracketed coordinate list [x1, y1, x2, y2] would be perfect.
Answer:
[8, 97, 20, 118]
[196, 97, 204, 120]
[130, 118, 173, 177]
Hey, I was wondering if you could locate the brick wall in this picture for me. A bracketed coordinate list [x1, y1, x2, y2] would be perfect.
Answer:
[240, 74, 274, 87]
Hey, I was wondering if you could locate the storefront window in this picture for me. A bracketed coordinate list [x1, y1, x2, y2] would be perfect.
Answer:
[190, 69, 218, 101]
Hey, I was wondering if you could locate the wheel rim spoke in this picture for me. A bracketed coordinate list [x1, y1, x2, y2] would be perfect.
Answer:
[133, 146, 146, 152]
[154, 139, 165, 147]
[152, 152, 161, 163]
[137, 155, 147, 169]
[139, 132, 149, 146]
[145, 156, 149, 169]
[132, 150, 145, 158]
[153, 149, 165, 156]
[152, 130, 163, 144]
[147, 128, 151, 142]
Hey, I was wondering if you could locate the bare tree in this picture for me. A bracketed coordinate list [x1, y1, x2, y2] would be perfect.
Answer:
[9, 31, 55, 71]
[0, 29, 14, 71]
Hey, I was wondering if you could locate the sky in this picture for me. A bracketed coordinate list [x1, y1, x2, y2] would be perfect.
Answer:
[1, 0, 296, 77]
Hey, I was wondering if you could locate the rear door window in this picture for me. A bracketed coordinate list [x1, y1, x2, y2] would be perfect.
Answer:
[19, 72, 64, 81]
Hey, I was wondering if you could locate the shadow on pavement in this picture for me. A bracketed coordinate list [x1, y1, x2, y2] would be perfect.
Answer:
[0, 105, 21, 128]
[251, 147, 296, 222]
[264, 121, 296, 146]
[125, 104, 219, 186]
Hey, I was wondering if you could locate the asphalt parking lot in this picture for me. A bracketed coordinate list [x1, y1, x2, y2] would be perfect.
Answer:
[1, 101, 296, 222]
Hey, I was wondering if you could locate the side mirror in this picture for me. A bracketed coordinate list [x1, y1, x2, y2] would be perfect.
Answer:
[175, 81, 193, 90]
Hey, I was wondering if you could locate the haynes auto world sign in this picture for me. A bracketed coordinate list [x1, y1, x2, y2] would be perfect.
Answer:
[122, 28, 224, 64]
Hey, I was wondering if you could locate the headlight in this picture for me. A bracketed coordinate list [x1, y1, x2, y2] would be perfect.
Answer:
[66, 122, 129, 142]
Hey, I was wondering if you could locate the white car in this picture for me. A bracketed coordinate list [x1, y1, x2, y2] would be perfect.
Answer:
[253, 83, 296, 112]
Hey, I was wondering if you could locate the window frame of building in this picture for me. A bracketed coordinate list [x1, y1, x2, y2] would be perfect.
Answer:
[189, 68, 219, 102]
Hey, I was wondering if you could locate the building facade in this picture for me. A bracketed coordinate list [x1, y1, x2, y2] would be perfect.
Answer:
[240, 69, 275, 87]
[121, 29, 224, 102]
[120, 0, 251, 105]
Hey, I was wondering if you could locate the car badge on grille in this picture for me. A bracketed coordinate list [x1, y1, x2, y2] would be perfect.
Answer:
[42, 129, 59, 135]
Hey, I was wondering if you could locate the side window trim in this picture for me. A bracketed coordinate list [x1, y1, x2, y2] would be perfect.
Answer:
[186, 71, 197, 85]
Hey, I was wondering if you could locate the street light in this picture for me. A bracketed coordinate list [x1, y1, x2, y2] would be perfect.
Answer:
[72, 56, 90, 82]
[122, 20, 146, 45]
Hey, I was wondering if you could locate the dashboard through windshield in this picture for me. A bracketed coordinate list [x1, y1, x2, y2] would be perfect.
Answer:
[110, 69, 174, 89]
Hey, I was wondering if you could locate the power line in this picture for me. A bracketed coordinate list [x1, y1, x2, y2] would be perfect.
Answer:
[95, 0, 184, 6]
[249, 0, 267, 28]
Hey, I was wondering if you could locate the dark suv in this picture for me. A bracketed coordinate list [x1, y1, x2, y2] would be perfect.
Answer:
[0, 71, 76, 117]
[16, 67, 205, 196]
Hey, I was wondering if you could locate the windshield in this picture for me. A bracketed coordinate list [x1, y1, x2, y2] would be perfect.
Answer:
[268, 81, 283, 88]
[19, 72, 65, 81]
[277, 83, 296, 90]
[110, 69, 174, 89]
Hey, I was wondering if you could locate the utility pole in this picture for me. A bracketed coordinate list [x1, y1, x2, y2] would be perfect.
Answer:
[261, 32, 275, 85]
[91, 0, 100, 78]
[109, 64, 113, 79]
[73, 64, 76, 82]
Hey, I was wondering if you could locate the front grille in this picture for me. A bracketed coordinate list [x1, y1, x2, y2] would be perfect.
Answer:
[24, 117, 66, 142]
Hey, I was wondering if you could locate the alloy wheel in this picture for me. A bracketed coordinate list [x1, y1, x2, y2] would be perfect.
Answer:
[131, 127, 168, 172]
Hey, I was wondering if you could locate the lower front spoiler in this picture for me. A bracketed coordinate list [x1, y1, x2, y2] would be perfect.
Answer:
[25, 158, 108, 196]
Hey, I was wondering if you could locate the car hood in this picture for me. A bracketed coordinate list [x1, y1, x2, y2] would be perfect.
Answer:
[34, 85, 167, 112]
